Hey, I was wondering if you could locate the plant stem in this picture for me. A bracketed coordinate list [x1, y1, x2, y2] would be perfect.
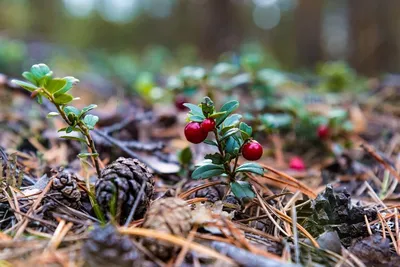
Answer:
[213, 129, 236, 182]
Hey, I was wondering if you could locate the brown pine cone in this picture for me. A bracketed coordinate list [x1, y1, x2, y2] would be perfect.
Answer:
[83, 224, 142, 267]
[96, 157, 154, 224]
[143, 197, 192, 259]
[50, 170, 81, 209]
[182, 179, 225, 203]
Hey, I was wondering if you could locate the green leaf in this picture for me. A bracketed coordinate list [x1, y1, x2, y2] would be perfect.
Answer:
[209, 111, 227, 119]
[37, 95, 43, 104]
[11, 79, 39, 92]
[46, 78, 67, 94]
[60, 135, 87, 143]
[188, 115, 205, 122]
[78, 152, 99, 158]
[22, 71, 37, 85]
[239, 122, 252, 140]
[216, 100, 239, 126]
[204, 153, 224, 164]
[177, 147, 192, 166]
[80, 104, 97, 116]
[230, 181, 256, 202]
[83, 114, 99, 130]
[223, 114, 242, 127]
[220, 128, 239, 141]
[30, 64, 51, 80]
[200, 97, 215, 117]
[64, 106, 80, 116]
[235, 162, 264, 175]
[204, 139, 218, 147]
[46, 112, 60, 118]
[183, 103, 205, 118]
[53, 76, 79, 97]
[66, 126, 74, 133]
[54, 93, 74, 104]
[225, 136, 241, 155]
[58, 127, 81, 133]
[192, 163, 225, 179]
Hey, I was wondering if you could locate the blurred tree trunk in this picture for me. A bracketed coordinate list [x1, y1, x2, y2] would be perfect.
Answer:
[295, 0, 323, 69]
[349, 0, 400, 75]
[199, 0, 243, 59]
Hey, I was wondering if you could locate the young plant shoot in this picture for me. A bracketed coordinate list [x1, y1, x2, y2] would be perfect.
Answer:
[184, 97, 264, 201]
[12, 64, 102, 177]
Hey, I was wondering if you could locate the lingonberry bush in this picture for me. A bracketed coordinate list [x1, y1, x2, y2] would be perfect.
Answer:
[184, 97, 264, 201]
[11, 64, 102, 177]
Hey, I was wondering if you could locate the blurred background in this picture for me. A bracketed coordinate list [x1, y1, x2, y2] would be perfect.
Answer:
[1, 0, 400, 78]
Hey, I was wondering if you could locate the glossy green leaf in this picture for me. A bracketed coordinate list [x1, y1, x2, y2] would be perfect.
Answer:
[46, 78, 67, 94]
[30, 64, 51, 80]
[223, 114, 242, 127]
[46, 112, 60, 118]
[221, 128, 239, 141]
[235, 162, 264, 175]
[81, 104, 97, 116]
[209, 111, 227, 119]
[204, 139, 218, 147]
[64, 106, 80, 116]
[216, 100, 239, 126]
[230, 181, 256, 201]
[177, 147, 192, 165]
[83, 114, 99, 130]
[11, 79, 38, 92]
[225, 136, 241, 155]
[205, 153, 224, 164]
[54, 93, 74, 104]
[239, 122, 252, 140]
[183, 103, 204, 118]
[188, 115, 204, 122]
[53, 76, 79, 97]
[192, 163, 225, 180]
[22, 71, 37, 85]
[66, 126, 74, 133]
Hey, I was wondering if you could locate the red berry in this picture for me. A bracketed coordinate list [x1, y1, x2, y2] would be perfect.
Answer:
[200, 118, 216, 132]
[317, 125, 330, 139]
[184, 122, 208, 144]
[242, 140, 263, 161]
[289, 157, 305, 171]
[175, 94, 187, 111]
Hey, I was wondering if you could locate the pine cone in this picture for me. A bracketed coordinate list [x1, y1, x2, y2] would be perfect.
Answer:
[96, 157, 154, 224]
[83, 224, 142, 267]
[50, 170, 81, 209]
[143, 197, 192, 259]
[182, 179, 225, 202]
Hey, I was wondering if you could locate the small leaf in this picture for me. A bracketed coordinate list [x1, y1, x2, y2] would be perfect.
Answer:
[221, 128, 239, 141]
[37, 95, 43, 104]
[235, 162, 264, 175]
[58, 127, 81, 133]
[30, 63, 51, 80]
[239, 122, 252, 140]
[46, 112, 60, 118]
[177, 147, 192, 166]
[188, 115, 205, 122]
[80, 104, 97, 116]
[204, 153, 224, 164]
[225, 136, 241, 155]
[230, 181, 256, 202]
[66, 126, 74, 133]
[183, 103, 205, 118]
[64, 106, 80, 116]
[83, 114, 99, 130]
[46, 78, 67, 94]
[209, 111, 227, 119]
[54, 93, 74, 104]
[60, 136, 87, 143]
[216, 100, 239, 126]
[11, 79, 39, 92]
[53, 76, 79, 97]
[22, 71, 37, 85]
[192, 163, 225, 180]
[204, 139, 218, 146]
[78, 152, 99, 158]
[223, 114, 242, 127]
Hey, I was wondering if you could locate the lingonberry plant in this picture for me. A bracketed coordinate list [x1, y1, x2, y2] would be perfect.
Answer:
[184, 97, 264, 201]
[12, 64, 101, 177]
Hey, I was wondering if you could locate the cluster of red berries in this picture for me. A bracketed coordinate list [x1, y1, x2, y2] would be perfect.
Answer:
[184, 118, 263, 161]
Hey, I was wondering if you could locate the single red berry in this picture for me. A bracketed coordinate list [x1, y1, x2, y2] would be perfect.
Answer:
[200, 118, 216, 132]
[184, 122, 208, 144]
[242, 140, 263, 161]
[317, 125, 330, 139]
[289, 157, 305, 171]
[175, 94, 188, 111]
